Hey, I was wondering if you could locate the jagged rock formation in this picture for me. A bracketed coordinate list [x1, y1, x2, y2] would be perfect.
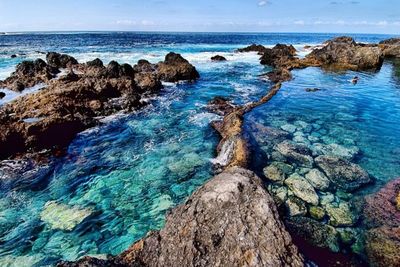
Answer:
[58, 167, 304, 267]
[211, 55, 227, 61]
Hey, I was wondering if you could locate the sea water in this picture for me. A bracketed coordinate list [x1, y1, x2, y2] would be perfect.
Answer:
[0, 32, 399, 266]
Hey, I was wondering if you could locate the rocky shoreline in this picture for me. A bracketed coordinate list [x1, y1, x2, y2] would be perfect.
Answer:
[1, 36, 400, 266]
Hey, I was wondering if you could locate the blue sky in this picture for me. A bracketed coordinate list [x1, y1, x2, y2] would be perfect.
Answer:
[0, 0, 399, 34]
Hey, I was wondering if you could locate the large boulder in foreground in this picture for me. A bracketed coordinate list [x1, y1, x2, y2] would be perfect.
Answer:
[306, 36, 384, 71]
[156, 52, 200, 82]
[59, 168, 304, 267]
[363, 178, 400, 267]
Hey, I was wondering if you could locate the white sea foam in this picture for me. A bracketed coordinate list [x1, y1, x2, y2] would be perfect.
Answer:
[188, 112, 221, 127]
[0, 83, 46, 106]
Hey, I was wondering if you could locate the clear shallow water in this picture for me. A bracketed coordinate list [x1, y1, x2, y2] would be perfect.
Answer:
[0, 32, 399, 266]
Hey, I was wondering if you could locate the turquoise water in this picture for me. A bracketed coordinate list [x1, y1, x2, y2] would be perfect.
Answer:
[0, 32, 399, 266]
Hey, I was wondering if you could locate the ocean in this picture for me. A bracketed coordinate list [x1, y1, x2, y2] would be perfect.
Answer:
[0, 32, 399, 266]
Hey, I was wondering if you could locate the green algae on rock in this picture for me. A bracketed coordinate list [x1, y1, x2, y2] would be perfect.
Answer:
[40, 201, 93, 231]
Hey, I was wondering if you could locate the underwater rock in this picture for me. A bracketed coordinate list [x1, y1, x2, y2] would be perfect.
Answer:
[285, 196, 307, 217]
[363, 177, 400, 228]
[312, 143, 359, 160]
[156, 52, 200, 82]
[285, 216, 340, 252]
[276, 141, 314, 167]
[315, 155, 371, 192]
[61, 168, 304, 266]
[280, 124, 297, 133]
[40, 201, 92, 231]
[211, 55, 227, 61]
[236, 44, 267, 54]
[167, 152, 203, 176]
[325, 202, 355, 227]
[306, 36, 384, 71]
[365, 226, 400, 267]
[305, 88, 321, 92]
[309, 206, 326, 220]
[285, 173, 319, 205]
[250, 123, 290, 146]
[320, 192, 335, 207]
[305, 169, 330, 191]
[263, 161, 293, 184]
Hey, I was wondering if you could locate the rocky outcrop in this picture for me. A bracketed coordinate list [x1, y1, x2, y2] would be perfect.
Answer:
[236, 44, 267, 54]
[0, 59, 56, 91]
[0, 53, 198, 160]
[379, 38, 400, 58]
[59, 168, 304, 267]
[260, 44, 297, 68]
[0, 92, 5, 99]
[211, 55, 227, 61]
[156, 52, 200, 82]
[306, 36, 384, 71]
[363, 178, 400, 267]
[206, 96, 235, 116]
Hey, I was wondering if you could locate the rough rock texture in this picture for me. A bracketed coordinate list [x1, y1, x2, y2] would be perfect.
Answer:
[379, 38, 400, 58]
[365, 226, 400, 267]
[315, 155, 371, 192]
[156, 52, 200, 82]
[206, 96, 235, 116]
[276, 141, 314, 167]
[260, 44, 297, 68]
[306, 36, 384, 71]
[0, 53, 198, 160]
[262, 68, 293, 83]
[0, 92, 5, 99]
[59, 168, 304, 267]
[236, 44, 268, 54]
[285, 174, 319, 205]
[211, 55, 227, 61]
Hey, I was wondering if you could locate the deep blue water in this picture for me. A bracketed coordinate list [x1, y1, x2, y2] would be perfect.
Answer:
[0, 32, 399, 266]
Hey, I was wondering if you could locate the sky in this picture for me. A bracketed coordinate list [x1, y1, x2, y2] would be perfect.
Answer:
[0, 0, 399, 34]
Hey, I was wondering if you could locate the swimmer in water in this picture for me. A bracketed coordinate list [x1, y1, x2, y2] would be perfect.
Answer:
[351, 76, 359, 84]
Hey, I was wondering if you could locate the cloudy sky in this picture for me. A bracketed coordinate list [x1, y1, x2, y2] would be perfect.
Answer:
[0, 0, 399, 33]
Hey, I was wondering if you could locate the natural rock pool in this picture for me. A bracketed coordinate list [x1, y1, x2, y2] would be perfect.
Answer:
[0, 32, 399, 266]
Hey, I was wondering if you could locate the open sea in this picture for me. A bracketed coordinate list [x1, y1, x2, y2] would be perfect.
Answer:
[0, 32, 399, 266]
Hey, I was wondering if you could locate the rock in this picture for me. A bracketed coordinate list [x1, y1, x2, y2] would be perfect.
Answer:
[309, 206, 326, 220]
[206, 96, 235, 116]
[325, 202, 355, 227]
[307, 36, 384, 71]
[134, 72, 163, 92]
[0, 59, 55, 91]
[276, 141, 314, 167]
[285, 216, 340, 252]
[263, 162, 286, 184]
[46, 52, 78, 68]
[260, 44, 297, 68]
[249, 123, 290, 147]
[305, 88, 321, 92]
[0, 92, 5, 99]
[320, 193, 335, 207]
[133, 59, 155, 73]
[315, 156, 371, 191]
[285, 196, 307, 217]
[285, 174, 319, 205]
[10, 54, 17, 58]
[312, 143, 359, 160]
[305, 169, 330, 191]
[379, 38, 400, 58]
[263, 68, 292, 83]
[61, 168, 304, 267]
[86, 58, 104, 68]
[363, 178, 400, 228]
[40, 201, 92, 231]
[236, 44, 267, 54]
[156, 52, 200, 82]
[365, 226, 400, 267]
[211, 55, 227, 61]
[269, 186, 288, 206]
[280, 124, 297, 133]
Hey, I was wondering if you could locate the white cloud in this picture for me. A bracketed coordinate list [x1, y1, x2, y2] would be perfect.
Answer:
[258, 1, 268, 7]
[116, 20, 137, 26]
[294, 20, 305, 25]
[141, 20, 155, 26]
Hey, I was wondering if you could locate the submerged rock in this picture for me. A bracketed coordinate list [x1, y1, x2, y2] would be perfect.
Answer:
[309, 206, 326, 220]
[263, 161, 293, 184]
[60, 168, 304, 266]
[276, 141, 314, 167]
[285, 173, 319, 205]
[325, 202, 355, 227]
[285, 196, 307, 217]
[285, 216, 340, 252]
[40, 201, 92, 231]
[315, 155, 371, 191]
[305, 169, 330, 191]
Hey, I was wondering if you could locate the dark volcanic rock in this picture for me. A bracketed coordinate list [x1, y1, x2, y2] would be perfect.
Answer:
[0, 59, 55, 91]
[156, 52, 200, 82]
[236, 44, 268, 54]
[206, 96, 235, 116]
[260, 44, 297, 68]
[10, 54, 17, 58]
[59, 168, 304, 267]
[133, 59, 155, 73]
[46, 52, 78, 68]
[379, 38, 400, 58]
[86, 58, 104, 68]
[211, 55, 227, 61]
[315, 155, 372, 191]
[263, 68, 293, 83]
[307, 36, 384, 71]
[0, 92, 5, 99]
